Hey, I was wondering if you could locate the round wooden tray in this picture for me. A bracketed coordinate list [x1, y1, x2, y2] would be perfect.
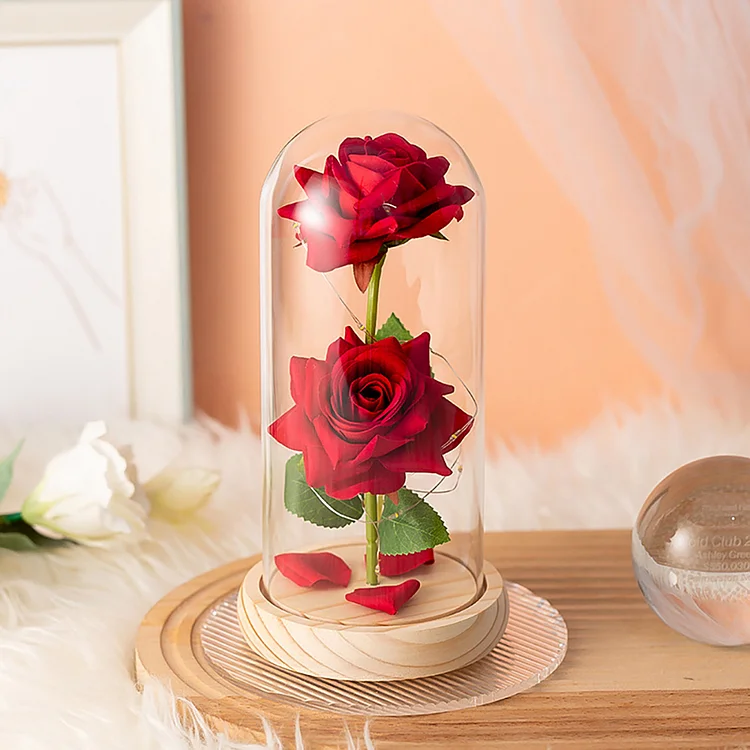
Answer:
[135, 554, 567, 742]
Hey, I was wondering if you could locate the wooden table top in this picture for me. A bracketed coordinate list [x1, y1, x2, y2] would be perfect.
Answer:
[462, 529, 750, 750]
[137, 530, 750, 749]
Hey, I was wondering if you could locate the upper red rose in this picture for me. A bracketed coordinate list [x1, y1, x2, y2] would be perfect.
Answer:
[277, 133, 475, 291]
[269, 327, 472, 499]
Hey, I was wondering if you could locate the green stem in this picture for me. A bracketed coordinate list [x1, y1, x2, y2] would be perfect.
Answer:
[365, 256, 386, 342]
[364, 492, 379, 585]
[364, 254, 387, 585]
[0, 512, 23, 526]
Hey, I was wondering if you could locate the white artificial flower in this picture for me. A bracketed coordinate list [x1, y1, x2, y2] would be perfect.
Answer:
[21, 422, 148, 546]
[144, 467, 220, 520]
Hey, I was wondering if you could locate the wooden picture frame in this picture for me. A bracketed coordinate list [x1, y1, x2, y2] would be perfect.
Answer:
[0, 0, 191, 422]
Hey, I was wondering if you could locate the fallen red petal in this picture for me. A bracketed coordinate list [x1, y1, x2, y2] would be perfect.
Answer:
[345, 579, 420, 615]
[379, 549, 435, 577]
[275, 552, 352, 588]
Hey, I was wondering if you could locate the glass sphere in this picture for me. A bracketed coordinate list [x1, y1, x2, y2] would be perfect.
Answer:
[633, 456, 750, 645]
[258, 111, 486, 624]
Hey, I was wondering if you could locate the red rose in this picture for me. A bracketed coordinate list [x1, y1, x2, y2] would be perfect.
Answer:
[277, 133, 475, 291]
[269, 327, 472, 499]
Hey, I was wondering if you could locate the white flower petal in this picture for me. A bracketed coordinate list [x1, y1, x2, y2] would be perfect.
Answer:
[79, 421, 107, 444]
[21, 424, 149, 547]
[145, 467, 220, 517]
[28, 445, 111, 510]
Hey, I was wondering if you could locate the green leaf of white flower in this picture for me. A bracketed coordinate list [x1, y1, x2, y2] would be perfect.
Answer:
[0, 531, 38, 551]
[0, 441, 23, 505]
[284, 454, 363, 528]
[375, 313, 414, 343]
[378, 488, 450, 555]
[430, 231, 449, 241]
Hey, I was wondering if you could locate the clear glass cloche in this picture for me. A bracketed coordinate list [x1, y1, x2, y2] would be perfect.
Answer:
[258, 111, 486, 623]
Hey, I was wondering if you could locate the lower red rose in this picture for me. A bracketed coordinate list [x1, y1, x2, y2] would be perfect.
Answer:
[269, 327, 472, 499]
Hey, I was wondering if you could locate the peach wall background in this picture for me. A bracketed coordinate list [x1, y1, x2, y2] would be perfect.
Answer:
[182, 0, 666, 448]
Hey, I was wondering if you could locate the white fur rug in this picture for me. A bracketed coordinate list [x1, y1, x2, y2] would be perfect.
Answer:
[1, 402, 748, 749]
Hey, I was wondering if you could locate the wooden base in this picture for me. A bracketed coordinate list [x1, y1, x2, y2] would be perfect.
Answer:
[238, 546, 507, 681]
[136, 531, 750, 748]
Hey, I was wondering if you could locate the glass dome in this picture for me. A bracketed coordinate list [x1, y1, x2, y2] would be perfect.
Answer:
[259, 111, 485, 624]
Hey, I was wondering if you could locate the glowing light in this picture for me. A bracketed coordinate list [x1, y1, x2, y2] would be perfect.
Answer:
[298, 202, 326, 231]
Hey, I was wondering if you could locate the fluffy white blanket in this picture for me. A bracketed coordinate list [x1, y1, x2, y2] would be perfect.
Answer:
[1, 403, 747, 749]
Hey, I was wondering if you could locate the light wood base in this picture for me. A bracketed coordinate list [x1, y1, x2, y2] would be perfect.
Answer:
[238, 548, 508, 681]
[266, 543, 479, 626]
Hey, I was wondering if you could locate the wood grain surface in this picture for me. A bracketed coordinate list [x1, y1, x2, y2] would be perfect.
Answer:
[135, 530, 750, 749]
[238, 550, 506, 681]
[265, 543, 478, 626]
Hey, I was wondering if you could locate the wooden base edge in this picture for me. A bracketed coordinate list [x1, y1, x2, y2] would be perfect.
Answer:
[237, 559, 508, 682]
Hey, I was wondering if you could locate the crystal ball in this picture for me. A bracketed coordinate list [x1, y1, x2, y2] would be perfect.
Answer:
[633, 456, 750, 646]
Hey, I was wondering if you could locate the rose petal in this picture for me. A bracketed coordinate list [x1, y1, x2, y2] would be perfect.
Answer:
[338, 136, 368, 165]
[302, 358, 328, 420]
[347, 161, 389, 195]
[302, 229, 347, 273]
[379, 549, 435, 577]
[355, 170, 403, 213]
[301, 445, 334, 489]
[372, 133, 426, 162]
[275, 552, 352, 588]
[452, 185, 476, 205]
[294, 165, 326, 191]
[313, 415, 360, 467]
[289, 356, 309, 404]
[337, 186, 359, 217]
[324, 459, 405, 500]
[353, 434, 411, 464]
[347, 154, 396, 174]
[344, 326, 365, 346]
[394, 181, 457, 216]
[379, 434, 452, 476]
[277, 200, 306, 222]
[362, 216, 400, 240]
[345, 579, 420, 615]
[401, 332, 431, 376]
[394, 204, 465, 241]
[268, 405, 317, 451]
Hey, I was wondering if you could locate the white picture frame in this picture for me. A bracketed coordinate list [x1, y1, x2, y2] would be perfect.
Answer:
[0, 0, 191, 423]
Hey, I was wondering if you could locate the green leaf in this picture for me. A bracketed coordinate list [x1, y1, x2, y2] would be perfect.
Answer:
[0, 532, 38, 551]
[0, 441, 23, 505]
[378, 488, 450, 555]
[375, 313, 414, 343]
[284, 454, 363, 528]
[382, 238, 410, 251]
[430, 231, 449, 241]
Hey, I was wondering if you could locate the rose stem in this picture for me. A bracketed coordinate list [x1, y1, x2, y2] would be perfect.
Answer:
[365, 255, 386, 340]
[364, 254, 387, 585]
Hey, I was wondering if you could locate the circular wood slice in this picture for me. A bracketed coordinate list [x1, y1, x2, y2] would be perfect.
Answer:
[266, 543, 479, 626]
[239, 547, 508, 681]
